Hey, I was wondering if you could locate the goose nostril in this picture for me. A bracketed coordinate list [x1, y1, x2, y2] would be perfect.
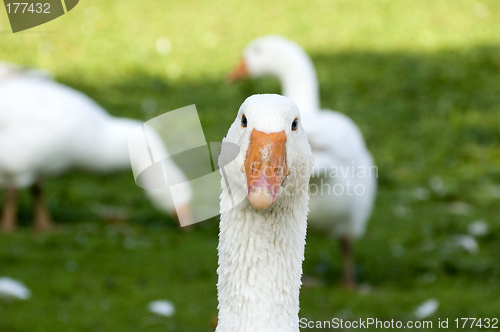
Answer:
[251, 162, 261, 175]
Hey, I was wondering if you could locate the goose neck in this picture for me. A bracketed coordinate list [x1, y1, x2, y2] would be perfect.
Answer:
[216, 198, 308, 332]
[278, 58, 320, 115]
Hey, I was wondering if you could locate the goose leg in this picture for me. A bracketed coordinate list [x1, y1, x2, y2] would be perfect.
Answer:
[1, 186, 18, 233]
[340, 235, 356, 289]
[31, 182, 53, 232]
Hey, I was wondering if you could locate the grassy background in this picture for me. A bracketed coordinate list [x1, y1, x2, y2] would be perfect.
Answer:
[1, 0, 500, 331]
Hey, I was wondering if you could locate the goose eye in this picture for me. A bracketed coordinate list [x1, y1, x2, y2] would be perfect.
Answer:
[241, 114, 247, 128]
[291, 118, 298, 131]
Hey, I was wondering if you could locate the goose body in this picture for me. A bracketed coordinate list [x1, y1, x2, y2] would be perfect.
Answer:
[217, 94, 313, 332]
[301, 111, 375, 238]
[230, 35, 377, 285]
[0, 63, 192, 231]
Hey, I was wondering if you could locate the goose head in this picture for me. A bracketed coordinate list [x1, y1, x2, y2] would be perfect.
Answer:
[227, 35, 320, 114]
[223, 94, 313, 210]
[228, 35, 312, 82]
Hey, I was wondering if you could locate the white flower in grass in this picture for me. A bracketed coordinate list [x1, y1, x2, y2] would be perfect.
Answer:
[491, 186, 500, 199]
[414, 298, 439, 319]
[453, 235, 479, 254]
[412, 187, 430, 201]
[0, 277, 31, 300]
[148, 300, 175, 317]
[429, 176, 444, 195]
[447, 202, 473, 216]
[468, 220, 489, 237]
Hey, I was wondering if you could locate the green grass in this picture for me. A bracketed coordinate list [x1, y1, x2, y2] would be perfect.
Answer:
[1, 0, 500, 331]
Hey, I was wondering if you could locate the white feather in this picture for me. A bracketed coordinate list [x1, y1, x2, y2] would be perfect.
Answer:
[148, 300, 175, 317]
[414, 298, 439, 319]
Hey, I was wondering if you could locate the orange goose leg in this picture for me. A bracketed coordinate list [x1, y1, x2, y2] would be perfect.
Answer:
[32, 182, 53, 232]
[340, 235, 356, 289]
[1, 186, 18, 233]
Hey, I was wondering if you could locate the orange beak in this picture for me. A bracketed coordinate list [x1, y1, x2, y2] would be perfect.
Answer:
[227, 58, 249, 83]
[243, 129, 289, 210]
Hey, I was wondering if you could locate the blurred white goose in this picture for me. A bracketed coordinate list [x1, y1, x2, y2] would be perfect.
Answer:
[0, 62, 192, 232]
[229, 35, 377, 287]
[217, 94, 313, 332]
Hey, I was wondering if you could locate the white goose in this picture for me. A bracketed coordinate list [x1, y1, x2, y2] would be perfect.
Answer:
[0, 63, 192, 232]
[229, 35, 377, 287]
[217, 94, 313, 332]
